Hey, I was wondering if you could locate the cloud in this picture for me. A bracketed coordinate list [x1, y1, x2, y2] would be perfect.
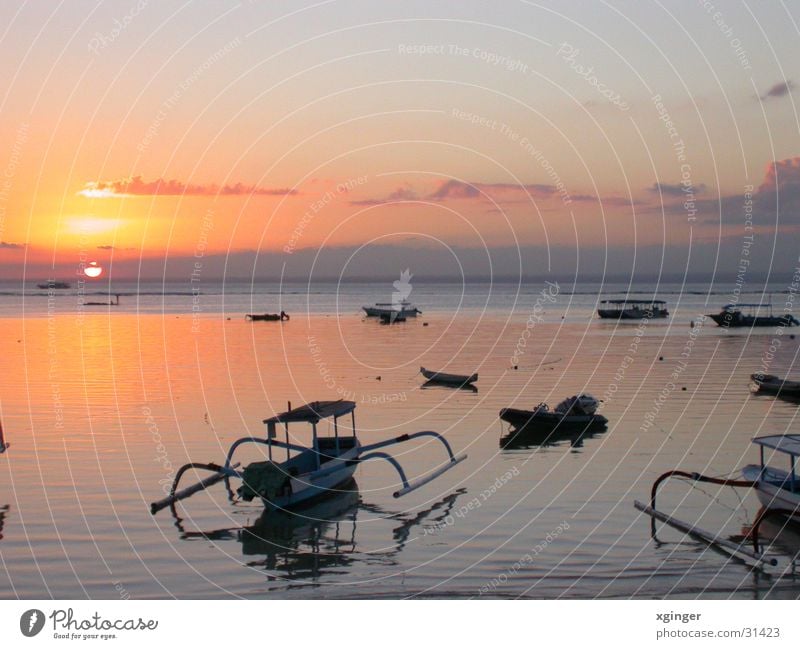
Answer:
[0, 241, 25, 249]
[647, 182, 707, 197]
[759, 80, 794, 101]
[349, 180, 563, 206]
[79, 175, 299, 198]
[426, 179, 558, 201]
[350, 185, 419, 206]
[96, 245, 136, 251]
[655, 156, 800, 225]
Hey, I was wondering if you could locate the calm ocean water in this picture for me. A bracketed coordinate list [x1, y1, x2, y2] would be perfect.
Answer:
[1, 281, 800, 598]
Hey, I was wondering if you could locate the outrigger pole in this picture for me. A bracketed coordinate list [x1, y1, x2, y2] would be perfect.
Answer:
[150, 462, 241, 515]
[634, 500, 777, 566]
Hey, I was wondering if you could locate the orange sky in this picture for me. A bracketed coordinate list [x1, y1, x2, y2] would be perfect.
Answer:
[0, 2, 799, 279]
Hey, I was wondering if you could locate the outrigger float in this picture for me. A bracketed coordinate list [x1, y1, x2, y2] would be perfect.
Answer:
[150, 400, 466, 515]
[635, 435, 800, 566]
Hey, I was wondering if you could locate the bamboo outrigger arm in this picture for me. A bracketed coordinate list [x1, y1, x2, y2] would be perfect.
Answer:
[359, 431, 467, 498]
[150, 462, 241, 515]
[635, 469, 774, 567]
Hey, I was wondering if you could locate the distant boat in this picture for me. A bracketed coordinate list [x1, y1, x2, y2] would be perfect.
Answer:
[84, 294, 120, 306]
[750, 373, 800, 398]
[499, 394, 607, 434]
[0, 420, 8, 453]
[363, 300, 421, 318]
[707, 303, 798, 328]
[246, 311, 289, 322]
[37, 281, 70, 289]
[597, 299, 668, 319]
[420, 366, 478, 386]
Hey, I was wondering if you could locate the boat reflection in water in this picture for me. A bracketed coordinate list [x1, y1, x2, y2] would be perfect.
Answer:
[739, 508, 800, 562]
[0, 505, 8, 541]
[500, 424, 606, 450]
[239, 481, 361, 582]
[170, 481, 467, 588]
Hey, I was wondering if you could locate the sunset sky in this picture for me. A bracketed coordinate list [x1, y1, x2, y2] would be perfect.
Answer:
[1, 0, 799, 281]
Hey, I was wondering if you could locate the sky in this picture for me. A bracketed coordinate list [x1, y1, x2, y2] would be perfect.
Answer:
[0, 0, 799, 282]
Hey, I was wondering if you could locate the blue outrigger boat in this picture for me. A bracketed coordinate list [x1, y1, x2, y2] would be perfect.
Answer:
[151, 400, 466, 515]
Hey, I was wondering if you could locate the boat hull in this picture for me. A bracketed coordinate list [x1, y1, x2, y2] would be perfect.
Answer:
[261, 443, 361, 511]
[597, 308, 668, 319]
[709, 313, 797, 328]
[420, 367, 478, 385]
[499, 407, 608, 432]
[743, 464, 800, 518]
[363, 306, 420, 318]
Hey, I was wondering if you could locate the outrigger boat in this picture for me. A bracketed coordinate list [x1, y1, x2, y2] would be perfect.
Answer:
[363, 300, 421, 319]
[750, 373, 800, 398]
[420, 366, 478, 387]
[635, 434, 800, 566]
[707, 303, 798, 328]
[597, 299, 668, 320]
[150, 400, 466, 515]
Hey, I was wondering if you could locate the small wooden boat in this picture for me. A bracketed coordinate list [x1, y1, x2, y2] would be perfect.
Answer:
[246, 311, 289, 321]
[499, 394, 607, 433]
[750, 373, 800, 398]
[421, 380, 478, 393]
[707, 303, 798, 328]
[363, 300, 421, 318]
[420, 366, 478, 386]
[151, 400, 466, 515]
[597, 299, 668, 319]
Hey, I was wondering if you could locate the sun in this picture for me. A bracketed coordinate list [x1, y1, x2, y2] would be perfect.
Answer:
[84, 261, 103, 278]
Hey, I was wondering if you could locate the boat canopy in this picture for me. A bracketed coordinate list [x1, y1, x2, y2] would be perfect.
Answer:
[752, 434, 800, 458]
[600, 299, 666, 305]
[263, 400, 356, 425]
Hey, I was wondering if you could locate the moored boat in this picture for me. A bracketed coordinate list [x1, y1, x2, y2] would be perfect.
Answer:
[597, 299, 668, 319]
[750, 373, 800, 398]
[707, 303, 798, 328]
[499, 394, 607, 434]
[363, 300, 421, 318]
[151, 399, 466, 515]
[246, 311, 289, 321]
[420, 366, 478, 386]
